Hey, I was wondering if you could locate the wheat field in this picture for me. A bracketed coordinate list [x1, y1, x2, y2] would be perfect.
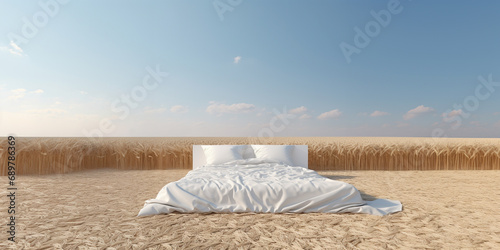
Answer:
[1, 137, 499, 175]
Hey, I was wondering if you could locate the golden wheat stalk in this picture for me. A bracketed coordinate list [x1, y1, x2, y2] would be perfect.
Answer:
[0, 137, 499, 175]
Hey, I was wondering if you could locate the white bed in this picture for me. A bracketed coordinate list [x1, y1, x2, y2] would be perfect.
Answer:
[193, 145, 309, 170]
[138, 145, 402, 216]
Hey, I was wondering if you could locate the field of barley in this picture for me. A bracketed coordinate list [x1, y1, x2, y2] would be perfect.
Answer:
[1, 137, 499, 175]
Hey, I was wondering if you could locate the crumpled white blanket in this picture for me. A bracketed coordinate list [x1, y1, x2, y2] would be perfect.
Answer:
[138, 159, 402, 216]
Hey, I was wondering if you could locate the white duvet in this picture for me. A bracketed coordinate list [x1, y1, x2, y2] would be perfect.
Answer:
[138, 159, 402, 216]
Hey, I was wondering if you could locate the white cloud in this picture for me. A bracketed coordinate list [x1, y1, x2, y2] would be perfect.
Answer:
[6, 88, 44, 100]
[80, 91, 88, 95]
[370, 110, 390, 117]
[469, 121, 481, 126]
[275, 113, 296, 121]
[289, 106, 307, 114]
[403, 105, 434, 120]
[0, 110, 104, 137]
[170, 105, 189, 113]
[10, 41, 22, 52]
[317, 109, 342, 120]
[7, 88, 27, 100]
[26, 108, 67, 114]
[299, 114, 311, 120]
[144, 107, 167, 114]
[441, 109, 463, 121]
[206, 102, 255, 115]
[233, 56, 241, 64]
[0, 41, 25, 56]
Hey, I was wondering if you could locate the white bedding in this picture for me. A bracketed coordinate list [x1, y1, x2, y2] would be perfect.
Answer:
[138, 159, 402, 216]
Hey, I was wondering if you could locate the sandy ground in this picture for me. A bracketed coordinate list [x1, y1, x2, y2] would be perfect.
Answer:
[1, 169, 500, 249]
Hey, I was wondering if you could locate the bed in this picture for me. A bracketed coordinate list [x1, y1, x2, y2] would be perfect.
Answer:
[138, 145, 402, 216]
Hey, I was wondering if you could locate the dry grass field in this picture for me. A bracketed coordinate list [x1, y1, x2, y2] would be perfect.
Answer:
[1, 137, 499, 175]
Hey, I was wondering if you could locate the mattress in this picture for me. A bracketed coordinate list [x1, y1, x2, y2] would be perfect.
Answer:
[138, 159, 402, 216]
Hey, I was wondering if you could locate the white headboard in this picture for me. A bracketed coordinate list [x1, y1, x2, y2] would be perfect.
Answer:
[193, 145, 308, 169]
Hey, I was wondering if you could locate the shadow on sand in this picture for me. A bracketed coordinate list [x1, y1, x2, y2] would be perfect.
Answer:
[322, 175, 356, 180]
[323, 175, 378, 201]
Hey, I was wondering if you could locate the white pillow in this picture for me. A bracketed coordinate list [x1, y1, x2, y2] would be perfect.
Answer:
[201, 145, 245, 165]
[251, 145, 295, 166]
[242, 145, 256, 159]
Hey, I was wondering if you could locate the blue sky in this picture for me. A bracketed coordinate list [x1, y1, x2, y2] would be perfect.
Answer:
[1, 0, 500, 137]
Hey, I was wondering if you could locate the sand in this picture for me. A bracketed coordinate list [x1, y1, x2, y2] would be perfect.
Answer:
[2, 169, 500, 249]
